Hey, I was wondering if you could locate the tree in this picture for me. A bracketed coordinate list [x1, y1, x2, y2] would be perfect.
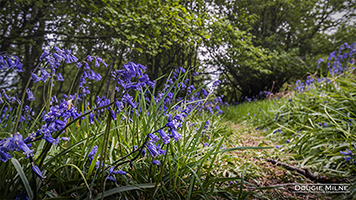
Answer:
[0, 0, 209, 104]
[203, 18, 305, 102]
[207, 0, 356, 102]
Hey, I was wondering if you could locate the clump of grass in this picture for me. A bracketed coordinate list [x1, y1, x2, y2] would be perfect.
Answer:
[258, 43, 356, 180]
[221, 98, 287, 127]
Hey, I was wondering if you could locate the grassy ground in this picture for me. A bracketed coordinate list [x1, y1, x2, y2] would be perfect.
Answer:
[220, 99, 343, 199]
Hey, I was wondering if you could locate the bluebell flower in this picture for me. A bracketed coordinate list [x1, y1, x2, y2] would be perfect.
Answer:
[148, 133, 160, 143]
[108, 166, 115, 174]
[54, 46, 64, 54]
[31, 72, 41, 83]
[115, 101, 123, 113]
[317, 58, 324, 64]
[15, 59, 24, 72]
[138, 74, 149, 82]
[107, 176, 116, 182]
[187, 85, 195, 94]
[345, 157, 352, 162]
[122, 94, 136, 108]
[286, 139, 290, 144]
[71, 54, 78, 63]
[340, 150, 353, 156]
[204, 120, 210, 129]
[158, 129, 170, 144]
[174, 114, 184, 122]
[146, 80, 155, 88]
[40, 68, 50, 82]
[113, 169, 127, 175]
[152, 160, 161, 165]
[0, 150, 12, 162]
[50, 95, 58, 104]
[53, 53, 65, 62]
[276, 145, 283, 149]
[146, 141, 159, 157]
[156, 143, 166, 155]
[87, 55, 93, 62]
[88, 146, 98, 163]
[273, 129, 282, 134]
[170, 129, 182, 142]
[213, 80, 221, 87]
[56, 73, 64, 81]
[94, 57, 101, 67]
[6, 57, 13, 67]
[2, 134, 34, 158]
[44, 133, 59, 145]
[142, 149, 146, 157]
[110, 109, 117, 120]
[203, 143, 209, 147]
[202, 88, 208, 96]
[102, 60, 108, 67]
[32, 164, 46, 179]
[40, 51, 50, 60]
[328, 51, 337, 61]
[26, 88, 35, 101]
[76, 62, 82, 68]
[15, 191, 30, 200]
[61, 137, 70, 141]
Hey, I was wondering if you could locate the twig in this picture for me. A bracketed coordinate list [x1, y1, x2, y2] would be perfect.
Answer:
[265, 159, 348, 183]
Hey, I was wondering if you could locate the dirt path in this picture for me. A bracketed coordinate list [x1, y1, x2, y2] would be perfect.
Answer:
[222, 121, 335, 200]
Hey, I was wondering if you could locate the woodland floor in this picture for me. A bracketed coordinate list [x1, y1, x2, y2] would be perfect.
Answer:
[223, 121, 341, 200]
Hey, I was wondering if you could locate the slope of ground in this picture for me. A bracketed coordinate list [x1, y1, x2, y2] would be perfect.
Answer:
[222, 121, 338, 200]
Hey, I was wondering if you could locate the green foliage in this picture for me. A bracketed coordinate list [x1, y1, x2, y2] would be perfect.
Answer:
[0, 0, 209, 99]
[258, 69, 356, 179]
[0, 71, 265, 199]
[206, 0, 356, 101]
[222, 98, 287, 125]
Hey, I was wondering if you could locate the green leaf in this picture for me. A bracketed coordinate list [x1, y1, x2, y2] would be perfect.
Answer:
[11, 158, 34, 199]
[93, 183, 155, 200]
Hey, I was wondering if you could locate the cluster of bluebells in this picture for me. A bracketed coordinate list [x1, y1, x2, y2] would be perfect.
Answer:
[0, 105, 34, 130]
[0, 53, 25, 104]
[149, 67, 224, 117]
[294, 76, 330, 93]
[273, 129, 282, 134]
[325, 42, 356, 76]
[0, 54, 24, 72]
[85, 113, 188, 182]
[348, 119, 353, 126]
[0, 47, 107, 179]
[0, 87, 21, 106]
[0, 133, 33, 161]
[0, 45, 226, 189]
[145, 113, 185, 163]
[244, 91, 272, 102]
[318, 123, 328, 128]
[340, 147, 356, 164]
[295, 42, 355, 93]
[112, 62, 154, 92]
[87, 145, 127, 182]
